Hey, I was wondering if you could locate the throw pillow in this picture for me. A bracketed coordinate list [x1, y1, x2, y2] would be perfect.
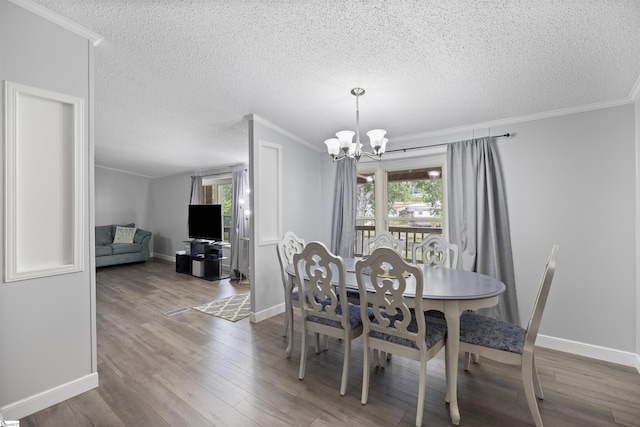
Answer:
[113, 226, 137, 244]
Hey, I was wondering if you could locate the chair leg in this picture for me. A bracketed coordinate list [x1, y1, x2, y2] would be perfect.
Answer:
[522, 355, 544, 427]
[361, 345, 371, 404]
[340, 337, 350, 396]
[299, 327, 308, 380]
[444, 341, 450, 403]
[532, 355, 544, 400]
[282, 315, 289, 337]
[315, 333, 320, 354]
[464, 352, 472, 371]
[416, 357, 427, 427]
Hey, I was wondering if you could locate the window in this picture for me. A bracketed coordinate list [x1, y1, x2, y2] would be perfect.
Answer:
[355, 153, 446, 257]
[386, 167, 443, 260]
[202, 177, 232, 241]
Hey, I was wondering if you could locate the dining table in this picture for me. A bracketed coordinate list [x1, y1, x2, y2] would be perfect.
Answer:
[285, 257, 506, 426]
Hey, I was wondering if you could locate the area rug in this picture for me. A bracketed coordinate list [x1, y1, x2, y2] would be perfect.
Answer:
[193, 293, 250, 322]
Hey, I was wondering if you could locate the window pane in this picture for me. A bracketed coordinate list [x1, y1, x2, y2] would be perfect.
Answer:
[386, 167, 442, 228]
[357, 172, 375, 218]
[386, 167, 443, 260]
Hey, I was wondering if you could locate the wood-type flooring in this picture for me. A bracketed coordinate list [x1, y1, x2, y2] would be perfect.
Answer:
[19, 259, 640, 426]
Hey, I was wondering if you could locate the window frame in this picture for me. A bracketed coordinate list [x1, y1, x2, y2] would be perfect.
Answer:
[202, 175, 233, 241]
[356, 146, 449, 242]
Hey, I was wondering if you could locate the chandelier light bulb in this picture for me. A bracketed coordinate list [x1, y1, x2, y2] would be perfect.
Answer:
[335, 130, 355, 151]
[324, 138, 340, 156]
[367, 129, 387, 152]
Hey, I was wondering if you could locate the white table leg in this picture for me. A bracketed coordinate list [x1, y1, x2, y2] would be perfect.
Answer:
[444, 301, 461, 426]
[284, 278, 295, 358]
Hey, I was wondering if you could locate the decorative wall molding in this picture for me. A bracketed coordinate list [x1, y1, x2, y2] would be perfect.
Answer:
[245, 114, 319, 152]
[255, 140, 282, 246]
[4, 81, 85, 282]
[8, 0, 103, 45]
[630, 75, 640, 102]
[393, 97, 634, 144]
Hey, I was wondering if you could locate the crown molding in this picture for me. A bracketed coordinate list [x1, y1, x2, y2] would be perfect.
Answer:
[630, 75, 640, 102]
[95, 164, 153, 179]
[394, 97, 634, 143]
[9, 0, 103, 46]
[244, 114, 320, 152]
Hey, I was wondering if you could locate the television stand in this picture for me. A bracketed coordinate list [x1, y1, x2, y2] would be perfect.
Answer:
[176, 240, 229, 281]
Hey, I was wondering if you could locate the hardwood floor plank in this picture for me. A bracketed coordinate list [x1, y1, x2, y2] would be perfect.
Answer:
[18, 259, 640, 427]
[65, 389, 127, 427]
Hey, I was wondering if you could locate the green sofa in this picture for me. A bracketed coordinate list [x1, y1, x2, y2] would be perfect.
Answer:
[95, 223, 152, 267]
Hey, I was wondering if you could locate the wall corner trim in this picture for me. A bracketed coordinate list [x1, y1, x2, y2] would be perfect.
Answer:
[8, 0, 104, 46]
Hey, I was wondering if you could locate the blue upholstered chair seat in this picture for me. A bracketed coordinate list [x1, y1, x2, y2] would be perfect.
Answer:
[306, 303, 372, 330]
[459, 312, 526, 354]
[370, 313, 448, 349]
[292, 289, 329, 305]
[425, 309, 445, 321]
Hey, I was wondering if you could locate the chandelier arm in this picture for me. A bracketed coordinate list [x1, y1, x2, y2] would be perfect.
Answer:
[360, 151, 382, 160]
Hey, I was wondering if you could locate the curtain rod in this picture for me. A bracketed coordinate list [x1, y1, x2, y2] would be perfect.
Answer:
[384, 133, 510, 154]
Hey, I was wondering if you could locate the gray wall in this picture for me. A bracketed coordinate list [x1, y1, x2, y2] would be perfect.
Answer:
[95, 167, 152, 231]
[498, 106, 635, 353]
[0, 0, 97, 418]
[249, 116, 328, 318]
[636, 97, 640, 366]
[150, 172, 192, 258]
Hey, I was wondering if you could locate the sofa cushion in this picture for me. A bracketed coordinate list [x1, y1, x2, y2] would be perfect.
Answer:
[95, 245, 113, 257]
[133, 228, 152, 244]
[111, 223, 135, 236]
[95, 225, 113, 246]
[113, 226, 137, 244]
[110, 243, 142, 255]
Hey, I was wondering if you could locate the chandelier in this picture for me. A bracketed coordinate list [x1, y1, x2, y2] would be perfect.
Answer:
[324, 88, 388, 162]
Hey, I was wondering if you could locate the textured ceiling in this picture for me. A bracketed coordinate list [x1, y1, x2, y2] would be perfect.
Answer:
[31, 0, 640, 178]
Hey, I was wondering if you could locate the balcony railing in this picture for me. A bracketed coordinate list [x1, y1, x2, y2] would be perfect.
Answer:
[354, 224, 443, 259]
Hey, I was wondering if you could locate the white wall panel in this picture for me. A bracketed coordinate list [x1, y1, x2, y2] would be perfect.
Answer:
[256, 141, 282, 245]
[4, 82, 84, 281]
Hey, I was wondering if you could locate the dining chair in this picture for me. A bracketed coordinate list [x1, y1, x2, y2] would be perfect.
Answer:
[411, 234, 459, 269]
[293, 241, 367, 396]
[363, 230, 405, 257]
[276, 231, 305, 339]
[356, 247, 448, 427]
[458, 245, 559, 427]
[412, 234, 460, 322]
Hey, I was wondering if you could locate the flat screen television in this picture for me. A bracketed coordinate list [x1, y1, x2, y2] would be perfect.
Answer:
[188, 204, 223, 241]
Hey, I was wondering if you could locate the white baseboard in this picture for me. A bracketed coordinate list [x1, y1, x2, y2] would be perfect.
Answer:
[0, 373, 98, 420]
[250, 302, 285, 323]
[536, 334, 639, 372]
[152, 253, 174, 262]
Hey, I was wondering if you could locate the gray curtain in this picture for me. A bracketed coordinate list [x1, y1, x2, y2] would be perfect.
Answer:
[330, 158, 357, 257]
[230, 169, 249, 279]
[190, 176, 203, 204]
[447, 137, 520, 324]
